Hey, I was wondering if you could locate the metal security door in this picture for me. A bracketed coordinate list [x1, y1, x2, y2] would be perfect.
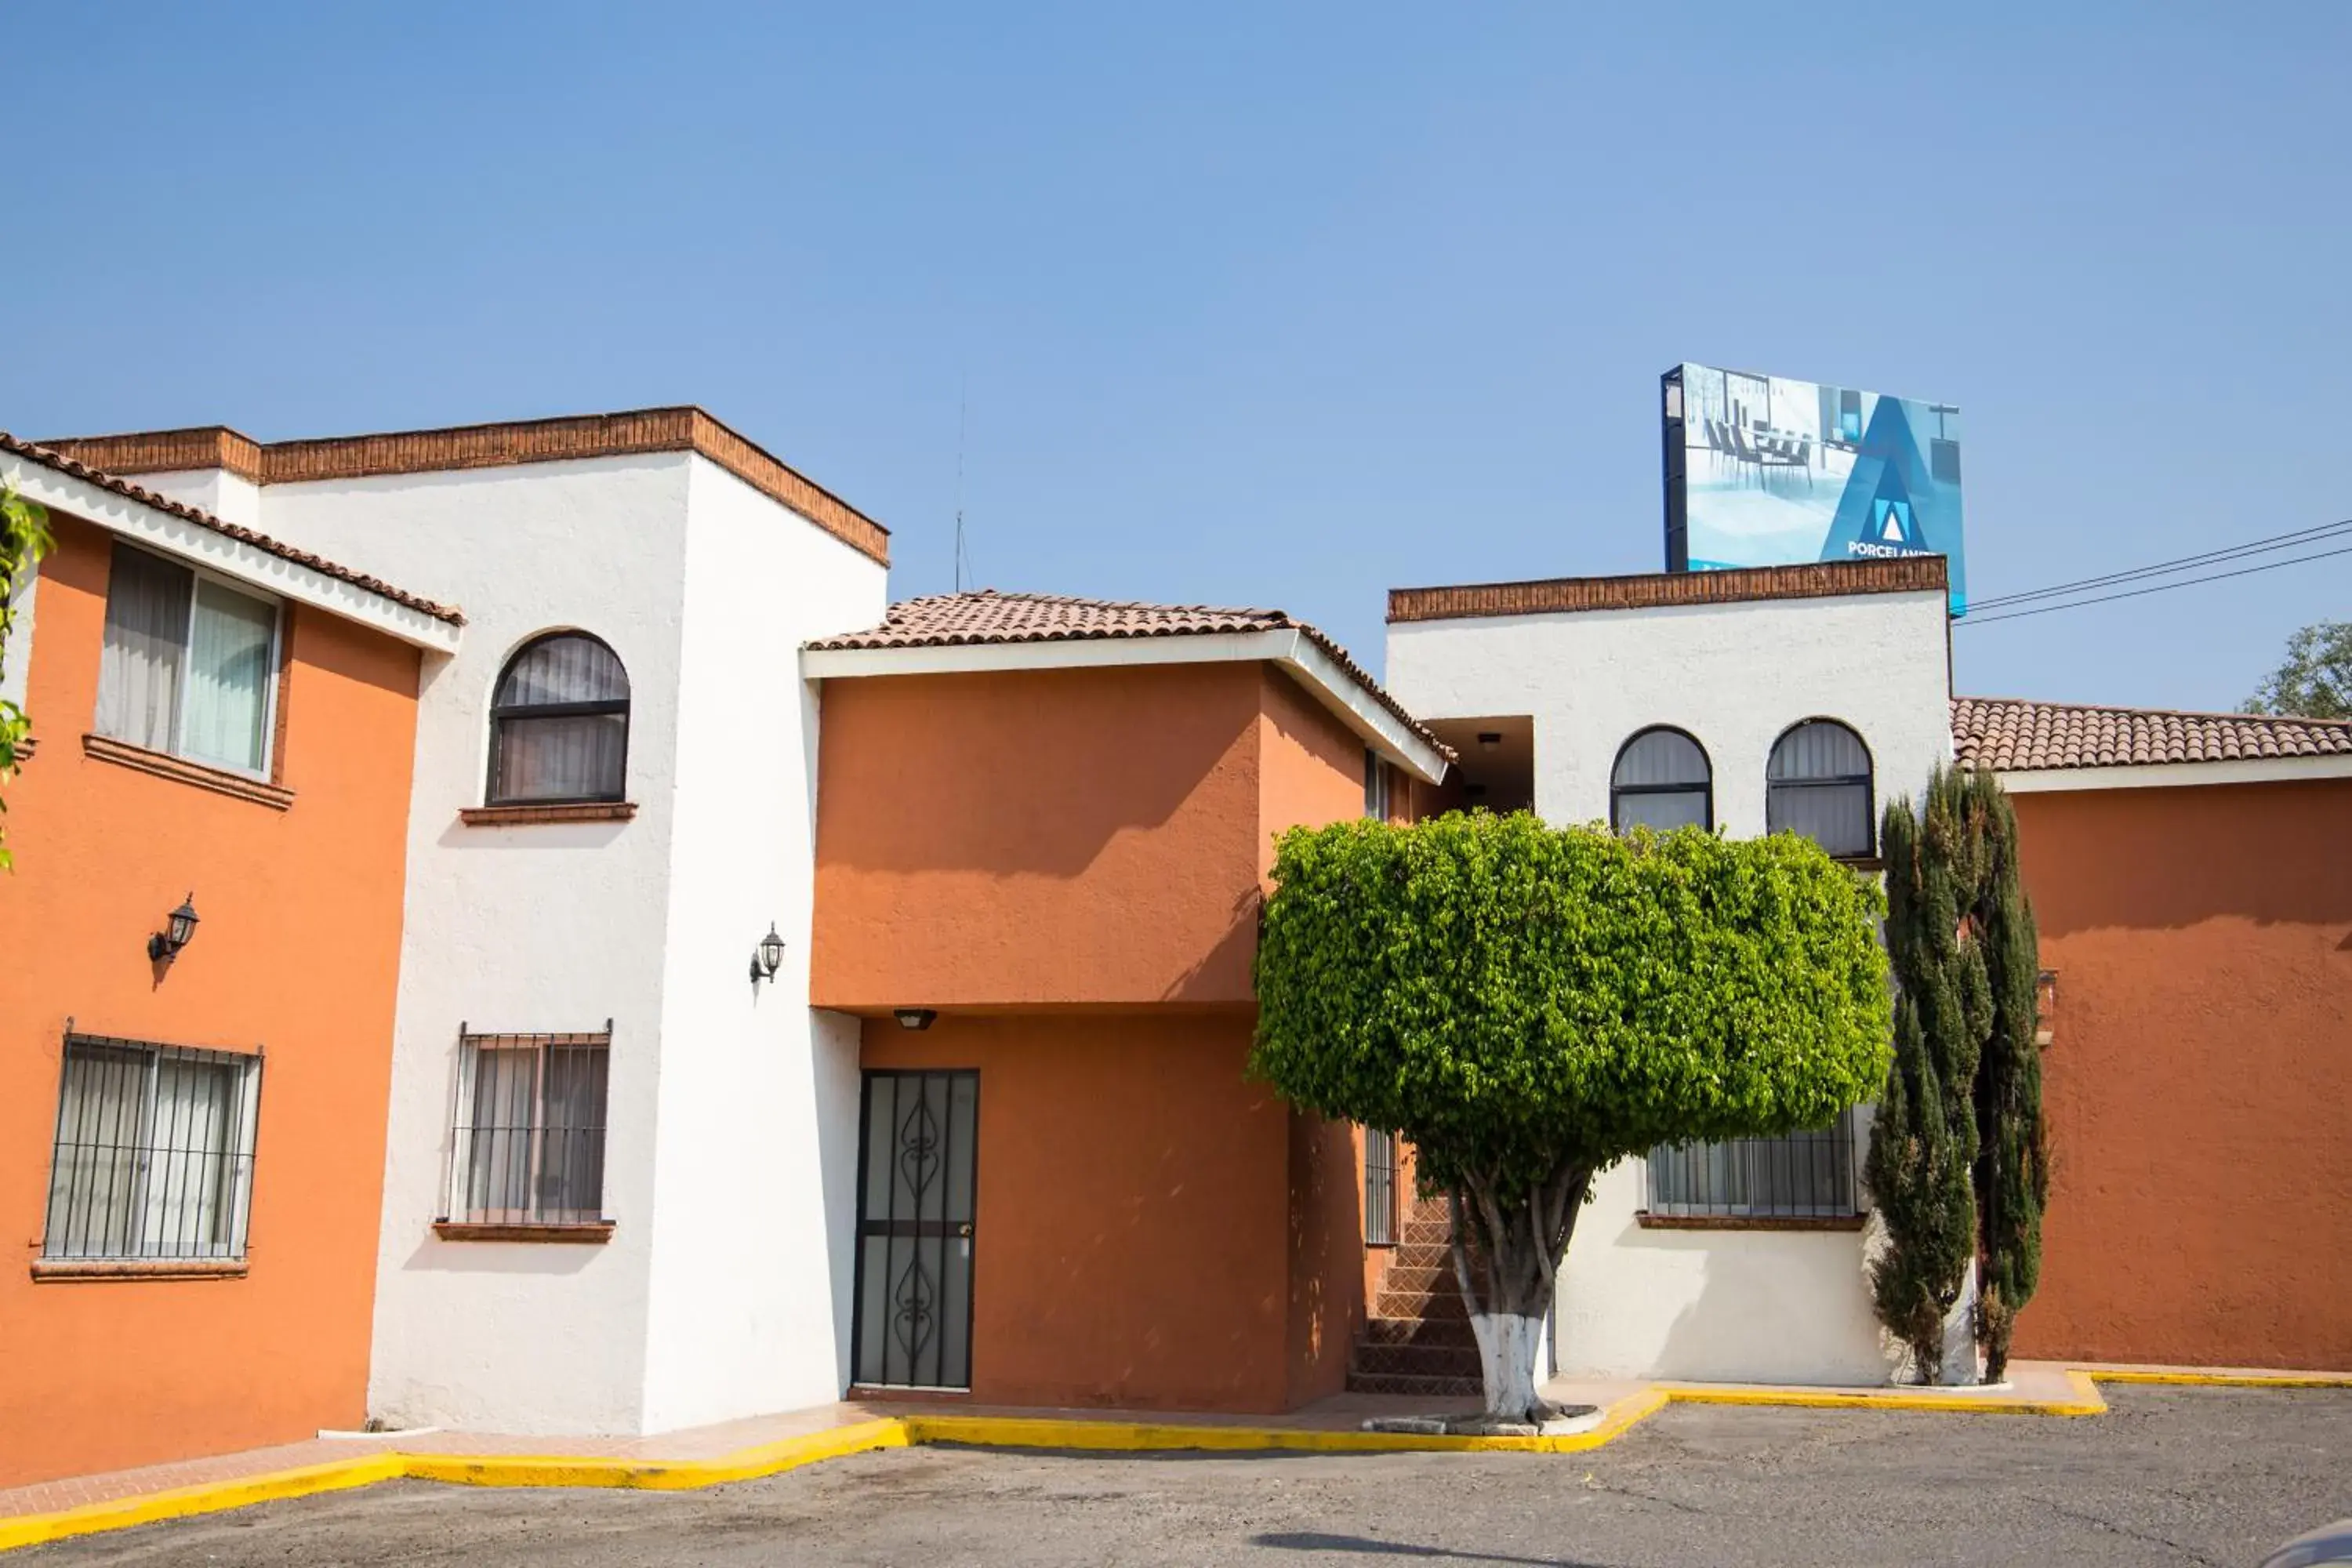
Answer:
[851, 1070, 978, 1389]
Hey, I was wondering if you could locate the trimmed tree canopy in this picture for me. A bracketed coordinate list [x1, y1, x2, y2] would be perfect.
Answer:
[1252, 812, 1893, 1209]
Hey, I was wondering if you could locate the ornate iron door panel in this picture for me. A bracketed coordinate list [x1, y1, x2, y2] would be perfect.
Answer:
[851, 1070, 978, 1389]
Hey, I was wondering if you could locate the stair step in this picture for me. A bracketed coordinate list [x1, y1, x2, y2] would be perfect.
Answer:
[1376, 1264, 1456, 1297]
[1374, 1289, 1470, 1325]
[1350, 1340, 1484, 1379]
[1345, 1370, 1486, 1398]
[1359, 1316, 1479, 1348]
[1379, 1242, 1453, 1270]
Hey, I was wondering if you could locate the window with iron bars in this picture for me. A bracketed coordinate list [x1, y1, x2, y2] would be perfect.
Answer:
[1362, 1127, 1399, 1246]
[1644, 1108, 1862, 1220]
[43, 1032, 263, 1261]
[445, 1025, 612, 1225]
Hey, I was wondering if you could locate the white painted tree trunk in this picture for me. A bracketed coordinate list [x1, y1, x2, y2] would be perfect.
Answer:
[1940, 1258, 1984, 1385]
[1471, 1312, 1547, 1421]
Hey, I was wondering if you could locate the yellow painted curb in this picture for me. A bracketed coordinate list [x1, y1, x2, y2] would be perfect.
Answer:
[3, 1366, 2343, 1553]
[399, 1417, 911, 1491]
[2088, 1370, 2352, 1391]
[1661, 1370, 2107, 1419]
[0, 1453, 401, 1555]
[905, 1388, 1671, 1457]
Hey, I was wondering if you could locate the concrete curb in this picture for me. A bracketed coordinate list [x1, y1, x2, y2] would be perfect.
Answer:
[5, 1369, 2347, 1554]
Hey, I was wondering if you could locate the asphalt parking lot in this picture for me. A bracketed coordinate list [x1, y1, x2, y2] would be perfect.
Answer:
[28, 1388, 2350, 1566]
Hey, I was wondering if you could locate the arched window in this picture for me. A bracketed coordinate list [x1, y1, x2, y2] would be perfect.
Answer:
[1610, 728, 1711, 833]
[488, 633, 630, 804]
[1766, 719, 1873, 858]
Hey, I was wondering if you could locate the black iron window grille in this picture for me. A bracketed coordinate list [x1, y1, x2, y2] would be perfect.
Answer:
[445, 1025, 612, 1225]
[42, 1030, 263, 1261]
[1363, 1127, 1399, 1247]
[1645, 1108, 1862, 1219]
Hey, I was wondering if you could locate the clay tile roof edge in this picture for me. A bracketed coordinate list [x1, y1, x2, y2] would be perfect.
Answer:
[806, 588, 1454, 768]
[0, 431, 466, 630]
[1951, 693, 2352, 774]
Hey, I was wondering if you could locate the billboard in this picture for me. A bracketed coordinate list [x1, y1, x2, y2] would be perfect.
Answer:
[1661, 363, 1965, 614]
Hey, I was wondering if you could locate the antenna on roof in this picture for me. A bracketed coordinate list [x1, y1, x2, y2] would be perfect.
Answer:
[953, 379, 974, 593]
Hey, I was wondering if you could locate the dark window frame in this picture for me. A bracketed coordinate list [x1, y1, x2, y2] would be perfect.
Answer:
[1609, 724, 1715, 834]
[41, 1029, 265, 1263]
[1363, 1127, 1399, 1247]
[485, 630, 632, 807]
[1765, 717, 1876, 860]
[1643, 1106, 1864, 1221]
[442, 1023, 614, 1228]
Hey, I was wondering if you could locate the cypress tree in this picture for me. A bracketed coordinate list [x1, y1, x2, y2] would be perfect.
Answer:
[1967, 773, 2047, 1381]
[1865, 767, 1989, 1383]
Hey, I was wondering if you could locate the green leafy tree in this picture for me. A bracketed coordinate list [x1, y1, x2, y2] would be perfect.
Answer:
[2243, 620, 2352, 719]
[0, 485, 53, 870]
[1965, 775, 2046, 1383]
[1253, 811, 1891, 1424]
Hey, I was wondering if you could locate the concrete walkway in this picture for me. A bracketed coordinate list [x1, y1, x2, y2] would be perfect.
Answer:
[3, 1362, 2343, 1555]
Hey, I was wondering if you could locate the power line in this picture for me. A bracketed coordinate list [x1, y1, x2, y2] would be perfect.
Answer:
[1969, 517, 2352, 612]
[1957, 541, 2352, 627]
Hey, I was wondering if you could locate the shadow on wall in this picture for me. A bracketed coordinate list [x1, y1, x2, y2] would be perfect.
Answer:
[2016, 783, 2352, 937]
[811, 1011, 862, 1394]
[1580, 1209, 1898, 1387]
[397, 1234, 603, 1277]
[1161, 887, 1263, 1004]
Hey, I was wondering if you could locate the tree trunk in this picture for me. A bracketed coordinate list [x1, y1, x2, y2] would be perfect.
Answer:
[1448, 1160, 1592, 1424]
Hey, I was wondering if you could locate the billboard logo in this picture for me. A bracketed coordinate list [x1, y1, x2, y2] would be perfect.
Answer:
[1873, 497, 1915, 545]
[1661, 363, 1967, 614]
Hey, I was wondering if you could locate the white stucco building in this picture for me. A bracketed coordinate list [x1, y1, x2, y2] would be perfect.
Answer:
[1385, 556, 1955, 1385]
[54, 412, 890, 1434]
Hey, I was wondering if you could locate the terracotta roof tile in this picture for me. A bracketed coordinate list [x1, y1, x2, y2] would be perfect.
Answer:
[809, 590, 1450, 759]
[1951, 695, 2352, 772]
[2, 431, 465, 627]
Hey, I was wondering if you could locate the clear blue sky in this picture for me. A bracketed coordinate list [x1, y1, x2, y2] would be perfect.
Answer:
[12, 3, 2347, 711]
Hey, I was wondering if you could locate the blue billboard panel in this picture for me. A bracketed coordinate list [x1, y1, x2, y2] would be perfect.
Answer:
[1661, 364, 1965, 614]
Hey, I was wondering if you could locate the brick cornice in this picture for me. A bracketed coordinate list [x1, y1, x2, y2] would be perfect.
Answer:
[36, 426, 266, 481]
[43, 407, 891, 566]
[1387, 557, 1948, 624]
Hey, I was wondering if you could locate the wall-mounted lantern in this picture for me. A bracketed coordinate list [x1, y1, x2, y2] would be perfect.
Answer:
[894, 1007, 937, 1032]
[2034, 968, 2058, 1048]
[749, 924, 786, 986]
[147, 895, 200, 963]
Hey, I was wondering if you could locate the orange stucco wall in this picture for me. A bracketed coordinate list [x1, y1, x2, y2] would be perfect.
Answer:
[813, 662, 1392, 1010]
[0, 517, 420, 1486]
[820, 658, 1388, 1409]
[2009, 779, 2352, 1370]
[862, 1011, 1309, 1411]
[812, 664, 1265, 1008]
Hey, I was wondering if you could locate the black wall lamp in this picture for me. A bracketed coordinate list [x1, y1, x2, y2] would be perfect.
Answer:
[148, 895, 200, 963]
[894, 1008, 937, 1032]
[750, 924, 786, 986]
